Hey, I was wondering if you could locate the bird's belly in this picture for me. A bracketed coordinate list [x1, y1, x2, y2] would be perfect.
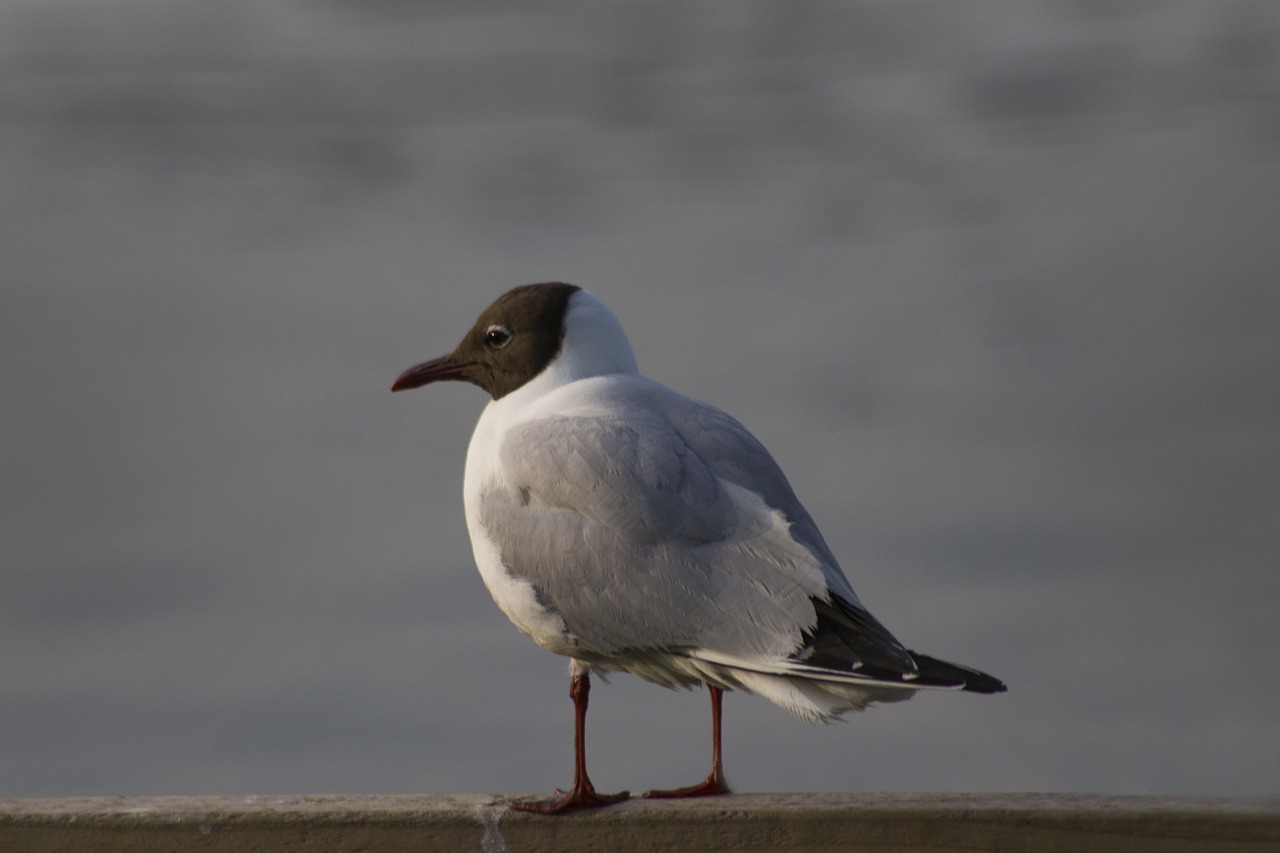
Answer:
[466, 515, 580, 656]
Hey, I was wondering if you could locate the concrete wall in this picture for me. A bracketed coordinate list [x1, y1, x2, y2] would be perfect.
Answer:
[2, 793, 1278, 853]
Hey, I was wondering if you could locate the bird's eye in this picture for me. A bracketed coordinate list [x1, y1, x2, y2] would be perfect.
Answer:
[484, 324, 514, 349]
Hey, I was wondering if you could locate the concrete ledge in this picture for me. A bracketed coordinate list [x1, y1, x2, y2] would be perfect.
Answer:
[2, 793, 1277, 853]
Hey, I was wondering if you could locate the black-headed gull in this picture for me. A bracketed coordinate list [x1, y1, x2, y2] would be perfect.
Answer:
[392, 283, 1005, 813]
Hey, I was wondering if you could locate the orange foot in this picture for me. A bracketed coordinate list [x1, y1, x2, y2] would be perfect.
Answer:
[509, 783, 630, 814]
[642, 774, 730, 799]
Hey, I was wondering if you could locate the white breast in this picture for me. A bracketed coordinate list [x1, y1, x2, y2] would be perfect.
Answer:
[460, 289, 641, 655]
[462, 394, 575, 654]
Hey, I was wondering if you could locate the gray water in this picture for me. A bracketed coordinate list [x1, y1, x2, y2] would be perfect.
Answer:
[2, 0, 1278, 797]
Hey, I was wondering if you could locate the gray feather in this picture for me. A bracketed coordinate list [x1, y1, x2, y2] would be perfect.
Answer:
[477, 379, 902, 667]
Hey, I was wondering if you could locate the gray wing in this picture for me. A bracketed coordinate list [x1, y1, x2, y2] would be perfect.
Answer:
[661, 391, 857, 601]
[663, 389, 917, 675]
[480, 380, 913, 673]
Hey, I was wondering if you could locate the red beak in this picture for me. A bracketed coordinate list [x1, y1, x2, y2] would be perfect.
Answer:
[390, 355, 473, 392]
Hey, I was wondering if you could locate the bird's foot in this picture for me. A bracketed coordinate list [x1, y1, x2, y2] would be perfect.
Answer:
[508, 783, 630, 814]
[642, 774, 730, 799]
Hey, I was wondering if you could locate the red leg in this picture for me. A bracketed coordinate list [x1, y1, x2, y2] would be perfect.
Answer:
[643, 684, 731, 798]
[509, 668, 630, 814]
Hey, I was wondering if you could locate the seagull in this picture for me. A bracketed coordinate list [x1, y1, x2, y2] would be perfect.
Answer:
[392, 282, 1005, 814]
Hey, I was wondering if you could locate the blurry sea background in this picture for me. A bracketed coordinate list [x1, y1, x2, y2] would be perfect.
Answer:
[3, 0, 1277, 797]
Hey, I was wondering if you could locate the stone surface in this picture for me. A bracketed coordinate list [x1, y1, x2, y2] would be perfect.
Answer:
[2, 793, 1278, 852]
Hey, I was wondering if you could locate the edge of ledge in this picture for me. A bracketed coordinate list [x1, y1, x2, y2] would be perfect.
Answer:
[2, 793, 1277, 853]
[3, 792, 1277, 819]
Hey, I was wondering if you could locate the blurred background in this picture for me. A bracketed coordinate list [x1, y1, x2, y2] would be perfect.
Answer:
[2, 0, 1278, 798]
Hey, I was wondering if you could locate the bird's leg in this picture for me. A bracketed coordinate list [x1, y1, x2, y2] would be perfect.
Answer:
[643, 684, 731, 798]
[509, 665, 630, 814]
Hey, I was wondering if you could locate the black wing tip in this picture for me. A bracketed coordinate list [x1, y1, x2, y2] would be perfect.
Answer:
[798, 595, 917, 677]
[961, 673, 1008, 694]
[910, 651, 1007, 694]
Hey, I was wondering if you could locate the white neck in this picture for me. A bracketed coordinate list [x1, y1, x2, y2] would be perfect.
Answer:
[499, 289, 639, 409]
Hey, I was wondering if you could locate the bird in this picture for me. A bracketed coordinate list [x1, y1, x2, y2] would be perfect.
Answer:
[391, 282, 1005, 814]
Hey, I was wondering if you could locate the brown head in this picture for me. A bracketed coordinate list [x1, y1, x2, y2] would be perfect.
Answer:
[391, 283, 583, 401]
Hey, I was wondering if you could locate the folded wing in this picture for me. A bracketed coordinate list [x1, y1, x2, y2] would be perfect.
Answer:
[479, 380, 920, 685]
